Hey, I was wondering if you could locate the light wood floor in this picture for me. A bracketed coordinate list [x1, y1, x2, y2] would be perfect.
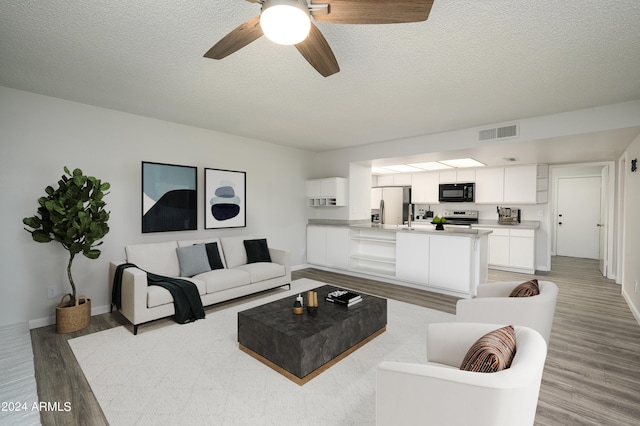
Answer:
[30, 256, 640, 425]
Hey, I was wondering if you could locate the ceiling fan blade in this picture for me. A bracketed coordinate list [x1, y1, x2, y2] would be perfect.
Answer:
[311, 0, 434, 24]
[204, 16, 263, 60]
[295, 23, 340, 77]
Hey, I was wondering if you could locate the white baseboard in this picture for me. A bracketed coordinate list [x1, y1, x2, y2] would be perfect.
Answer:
[28, 303, 112, 330]
[622, 289, 640, 327]
[292, 263, 309, 272]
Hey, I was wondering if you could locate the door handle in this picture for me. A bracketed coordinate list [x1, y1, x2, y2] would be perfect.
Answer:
[597, 224, 604, 227]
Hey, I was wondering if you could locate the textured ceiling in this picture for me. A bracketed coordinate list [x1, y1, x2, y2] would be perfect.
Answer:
[1, 0, 640, 157]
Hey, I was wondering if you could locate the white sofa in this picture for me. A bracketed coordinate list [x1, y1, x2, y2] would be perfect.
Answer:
[456, 280, 558, 344]
[377, 322, 548, 426]
[109, 235, 291, 334]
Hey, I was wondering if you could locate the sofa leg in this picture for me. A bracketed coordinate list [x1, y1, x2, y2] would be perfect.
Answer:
[133, 325, 138, 335]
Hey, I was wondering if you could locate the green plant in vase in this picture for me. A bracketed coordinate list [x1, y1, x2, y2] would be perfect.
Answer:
[432, 216, 447, 230]
[23, 167, 110, 304]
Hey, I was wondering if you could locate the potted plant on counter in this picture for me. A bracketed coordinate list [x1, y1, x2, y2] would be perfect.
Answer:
[432, 216, 447, 231]
[23, 167, 110, 333]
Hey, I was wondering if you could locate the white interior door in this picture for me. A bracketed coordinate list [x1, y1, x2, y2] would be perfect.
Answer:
[556, 176, 602, 259]
[598, 167, 608, 275]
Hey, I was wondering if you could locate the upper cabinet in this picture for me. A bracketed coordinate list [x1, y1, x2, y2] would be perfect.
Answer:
[475, 165, 545, 204]
[503, 165, 537, 204]
[411, 172, 440, 204]
[377, 164, 547, 206]
[307, 177, 347, 206]
[376, 174, 412, 186]
[475, 167, 505, 203]
[439, 169, 476, 183]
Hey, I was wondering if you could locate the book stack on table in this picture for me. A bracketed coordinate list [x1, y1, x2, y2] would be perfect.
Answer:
[325, 289, 362, 307]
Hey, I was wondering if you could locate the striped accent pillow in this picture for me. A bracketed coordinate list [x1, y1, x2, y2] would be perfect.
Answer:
[509, 279, 540, 297]
[460, 325, 516, 373]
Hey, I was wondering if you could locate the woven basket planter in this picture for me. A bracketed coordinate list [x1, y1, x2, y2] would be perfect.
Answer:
[56, 294, 91, 334]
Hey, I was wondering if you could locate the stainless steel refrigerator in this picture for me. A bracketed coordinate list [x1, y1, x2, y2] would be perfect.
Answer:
[371, 186, 411, 225]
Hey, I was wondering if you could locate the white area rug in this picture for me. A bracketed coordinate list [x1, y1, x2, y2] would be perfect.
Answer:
[69, 279, 454, 425]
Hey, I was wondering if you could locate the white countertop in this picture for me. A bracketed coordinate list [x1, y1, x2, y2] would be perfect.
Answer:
[309, 222, 492, 238]
[474, 220, 541, 230]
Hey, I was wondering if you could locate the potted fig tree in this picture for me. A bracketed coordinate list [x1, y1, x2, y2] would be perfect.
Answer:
[23, 166, 110, 333]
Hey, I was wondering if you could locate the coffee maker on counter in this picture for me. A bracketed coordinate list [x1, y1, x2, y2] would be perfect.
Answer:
[497, 206, 521, 225]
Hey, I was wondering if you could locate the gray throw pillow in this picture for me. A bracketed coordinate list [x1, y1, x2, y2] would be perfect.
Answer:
[176, 244, 211, 277]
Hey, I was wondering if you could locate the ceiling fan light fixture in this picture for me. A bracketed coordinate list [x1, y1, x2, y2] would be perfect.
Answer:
[260, 0, 311, 46]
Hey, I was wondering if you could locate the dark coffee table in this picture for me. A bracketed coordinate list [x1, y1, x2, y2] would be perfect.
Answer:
[238, 285, 387, 385]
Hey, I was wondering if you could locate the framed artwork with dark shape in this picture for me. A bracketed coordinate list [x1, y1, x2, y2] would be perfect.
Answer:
[142, 162, 197, 233]
[205, 168, 246, 229]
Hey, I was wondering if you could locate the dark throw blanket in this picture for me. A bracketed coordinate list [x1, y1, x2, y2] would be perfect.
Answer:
[112, 263, 205, 325]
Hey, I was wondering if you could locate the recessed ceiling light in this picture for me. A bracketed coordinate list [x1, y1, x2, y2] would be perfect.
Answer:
[382, 165, 424, 173]
[439, 158, 486, 168]
[408, 162, 453, 171]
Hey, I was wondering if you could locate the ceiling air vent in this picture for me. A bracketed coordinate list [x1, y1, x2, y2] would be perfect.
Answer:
[478, 123, 519, 142]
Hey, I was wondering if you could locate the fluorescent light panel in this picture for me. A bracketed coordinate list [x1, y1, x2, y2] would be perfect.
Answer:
[438, 158, 486, 168]
[371, 167, 395, 175]
[382, 165, 424, 173]
[408, 162, 452, 171]
[373, 158, 485, 174]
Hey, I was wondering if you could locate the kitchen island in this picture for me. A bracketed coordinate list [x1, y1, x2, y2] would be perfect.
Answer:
[306, 222, 491, 298]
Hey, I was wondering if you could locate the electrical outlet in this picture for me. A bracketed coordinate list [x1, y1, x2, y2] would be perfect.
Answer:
[47, 286, 58, 299]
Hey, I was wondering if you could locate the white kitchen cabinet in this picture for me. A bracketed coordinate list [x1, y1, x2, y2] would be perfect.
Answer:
[475, 226, 535, 273]
[306, 226, 326, 265]
[428, 235, 472, 293]
[376, 175, 394, 186]
[504, 165, 537, 204]
[410, 172, 440, 204]
[438, 169, 476, 183]
[475, 165, 540, 205]
[509, 229, 535, 270]
[395, 232, 430, 285]
[392, 174, 412, 185]
[306, 177, 347, 207]
[438, 169, 457, 183]
[376, 174, 411, 186]
[326, 227, 351, 269]
[475, 167, 505, 203]
[306, 226, 350, 269]
[309, 225, 489, 297]
[487, 228, 510, 266]
[456, 168, 476, 182]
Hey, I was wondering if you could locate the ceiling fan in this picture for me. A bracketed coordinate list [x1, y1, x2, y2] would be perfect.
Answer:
[204, 0, 435, 77]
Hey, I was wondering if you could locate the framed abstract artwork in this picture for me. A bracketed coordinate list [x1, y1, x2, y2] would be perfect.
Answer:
[142, 162, 197, 233]
[204, 168, 246, 229]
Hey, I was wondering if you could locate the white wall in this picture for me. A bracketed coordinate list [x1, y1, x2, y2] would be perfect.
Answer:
[621, 133, 640, 322]
[0, 87, 312, 328]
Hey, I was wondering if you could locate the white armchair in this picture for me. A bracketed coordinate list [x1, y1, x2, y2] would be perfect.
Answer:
[456, 280, 558, 344]
[376, 322, 547, 426]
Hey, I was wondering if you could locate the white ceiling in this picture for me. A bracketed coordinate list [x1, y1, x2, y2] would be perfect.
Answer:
[1, 1, 640, 164]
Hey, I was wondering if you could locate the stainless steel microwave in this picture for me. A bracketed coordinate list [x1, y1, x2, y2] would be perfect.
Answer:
[438, 183, 475, 202]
